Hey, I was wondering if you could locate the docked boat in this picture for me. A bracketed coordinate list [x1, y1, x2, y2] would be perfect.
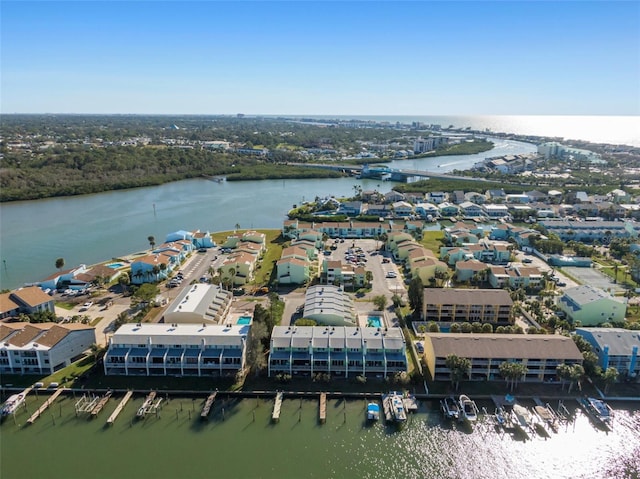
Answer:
[512, 404, 534, 432]
[1, 393, 25, 417]
[458, 395, 478, 422]
[382, 392, 407, 426]
[494, 406, 508, 428]
[534, 404, 559, 433]
[580, 397, 613, 427]
[366, 402, 380, 421]
[441, 396, 460, 420]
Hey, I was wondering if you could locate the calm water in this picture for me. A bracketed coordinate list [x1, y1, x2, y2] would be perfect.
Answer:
[292, 115, 640, 147]
[0, 138, 534, 290]
[1, 393, 638, 479]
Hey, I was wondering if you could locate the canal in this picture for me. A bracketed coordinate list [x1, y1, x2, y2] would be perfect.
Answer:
[1, 392, 637, 479]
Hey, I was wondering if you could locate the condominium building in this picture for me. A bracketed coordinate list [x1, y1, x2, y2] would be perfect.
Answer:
[303, 285, 356, 326]
[104, 323, 248, 377]
[575, 328, 640, 381]
[557, 285, 626, 326]
[163, 284, 232, 324]
[268, 326, 407, 378]
[423, 333, 583, 382]
[0, 322, 95, 375]
[423, 289, 513, 324]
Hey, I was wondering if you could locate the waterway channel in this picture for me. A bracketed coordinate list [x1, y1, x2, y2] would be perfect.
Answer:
[0, 138, 535, 290]
[1, 392, 638, 479]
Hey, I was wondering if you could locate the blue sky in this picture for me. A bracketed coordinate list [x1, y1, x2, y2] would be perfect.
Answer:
[2, 1, 639, 115]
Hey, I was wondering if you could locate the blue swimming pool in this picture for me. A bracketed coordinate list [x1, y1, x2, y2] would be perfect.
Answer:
[367, 316, 382, 328]
[105, 262, 125, 269]
[237, 316, 252, 325]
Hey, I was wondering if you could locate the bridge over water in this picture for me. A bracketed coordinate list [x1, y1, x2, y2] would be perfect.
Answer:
[290, 162, 490, 183]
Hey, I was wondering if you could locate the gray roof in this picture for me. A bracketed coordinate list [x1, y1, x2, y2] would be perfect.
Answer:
[561, 285, 624, 306]
[303, 285, 353, 320]
[270, 326, 405, 351]
[576, 328, 640, 356]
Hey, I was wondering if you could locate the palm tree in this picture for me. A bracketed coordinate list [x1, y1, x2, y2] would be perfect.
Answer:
[152, 265, 161, 282]
[445, 354, 471, 391]
[118, 272, 130, 295]
[235, 223, 241, 233]
[601, 367, 619, 394]
[499, 361, 528, 391]
[148, 235, 156, 250]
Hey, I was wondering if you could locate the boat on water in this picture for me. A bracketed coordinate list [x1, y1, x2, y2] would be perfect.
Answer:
[458, 395, 478, 422]
[366, 402, 380, 421]
[534, 404, 559, 433]
[512, 404, 534, 432]
[136, 391, 157, 418]
[580, 397, 613, 427]
[383, 392, 407, 426]
[1, 393, 25, 417]
[441, 396, 460, 420]
[494, 407, 508, 428]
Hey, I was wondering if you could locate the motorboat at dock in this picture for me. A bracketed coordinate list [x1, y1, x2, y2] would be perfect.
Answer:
[458, 394, 478, 422]
[366, 402, 380, 421]
[440, 396, 460, 420]
[1, 393, 26, 417]
[382, 392, 407, 427]
[579, 397, 614, 428]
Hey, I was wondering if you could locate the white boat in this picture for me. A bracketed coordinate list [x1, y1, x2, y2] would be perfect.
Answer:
[383, 392, 407, 425]
[458, 395, 478, 422]
[512, 404, 534, 431]
[534, 404, 559, 433]
[580, 397, 613, 427]
[366, 402, 380, 421]
[1, 393, 25, 417]
[441, 396, 460, 420]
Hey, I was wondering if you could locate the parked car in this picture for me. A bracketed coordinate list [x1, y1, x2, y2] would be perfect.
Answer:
[522, 258, 533, 264]
[415, 342, 424, 354]
[382, 258, 391, 264]
[557, 281, 567, 287]
[385, 271, 397, 279]
[80, 301, 93, 311]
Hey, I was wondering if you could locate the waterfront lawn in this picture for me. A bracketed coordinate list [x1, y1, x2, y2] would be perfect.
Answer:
[419, 231, 445, 256]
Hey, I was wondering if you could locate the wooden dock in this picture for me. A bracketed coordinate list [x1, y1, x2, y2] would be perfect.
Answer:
[107, 391, 133, 425]
[27, 388, 64, 424]
[200, 392, 217, 420]
[272, 392, 283, 423]
[90, 390, 112, 418]
[319, 393, 327, 424]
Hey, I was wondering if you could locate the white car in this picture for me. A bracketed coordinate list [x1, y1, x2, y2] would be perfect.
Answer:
[80, 301, 93, 311]
[385, 271, 397, 279]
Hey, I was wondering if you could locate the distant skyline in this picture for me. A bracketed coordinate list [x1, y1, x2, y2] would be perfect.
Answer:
[2, 1, 639, 116]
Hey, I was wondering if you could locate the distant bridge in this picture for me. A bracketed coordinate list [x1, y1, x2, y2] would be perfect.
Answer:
[289, 163, 490, 183]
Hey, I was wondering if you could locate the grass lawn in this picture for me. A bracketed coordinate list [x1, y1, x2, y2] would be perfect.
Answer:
[89, 316, 104, 327]
[420, 230, 445, 255]
[55, 301, 76, 310]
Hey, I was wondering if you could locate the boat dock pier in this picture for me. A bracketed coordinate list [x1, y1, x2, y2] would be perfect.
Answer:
[107, 391, 133, 425]
[74, 393, 99, 416]
[403, 394, 419, 413]
[319, 393, 327, 424]
[90, 390, 112, 418]
[27, 388, 64, 424]
[200, 392, 218, 420]
[136, 391, 158, 418]
[272, 392, 283, 423]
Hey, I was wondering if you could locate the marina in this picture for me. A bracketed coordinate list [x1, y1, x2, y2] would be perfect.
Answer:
[1, 390, 638, 479]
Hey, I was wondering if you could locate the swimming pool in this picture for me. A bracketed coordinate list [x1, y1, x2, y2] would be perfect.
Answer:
[236, 316, 252, 325]
[367, 316, 382, 328]
[105, 262, 126, 269]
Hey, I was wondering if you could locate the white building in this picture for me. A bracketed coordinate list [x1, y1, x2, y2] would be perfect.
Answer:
[104, 323, 249, 377]
[303, 285, 356, 326]
[163, 284, 232, 324]
[0, 322, 95, 375]
[268, 326, 407, 377]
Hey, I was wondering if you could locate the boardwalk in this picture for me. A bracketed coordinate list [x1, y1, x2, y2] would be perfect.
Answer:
[319, 393, 327, 424]
[200, 392, 217, 420]
[90, 390, 113, 418]
[272, 392, 283, 423]
[106, 391, 133, 425]
[27, 388, 64, 424]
